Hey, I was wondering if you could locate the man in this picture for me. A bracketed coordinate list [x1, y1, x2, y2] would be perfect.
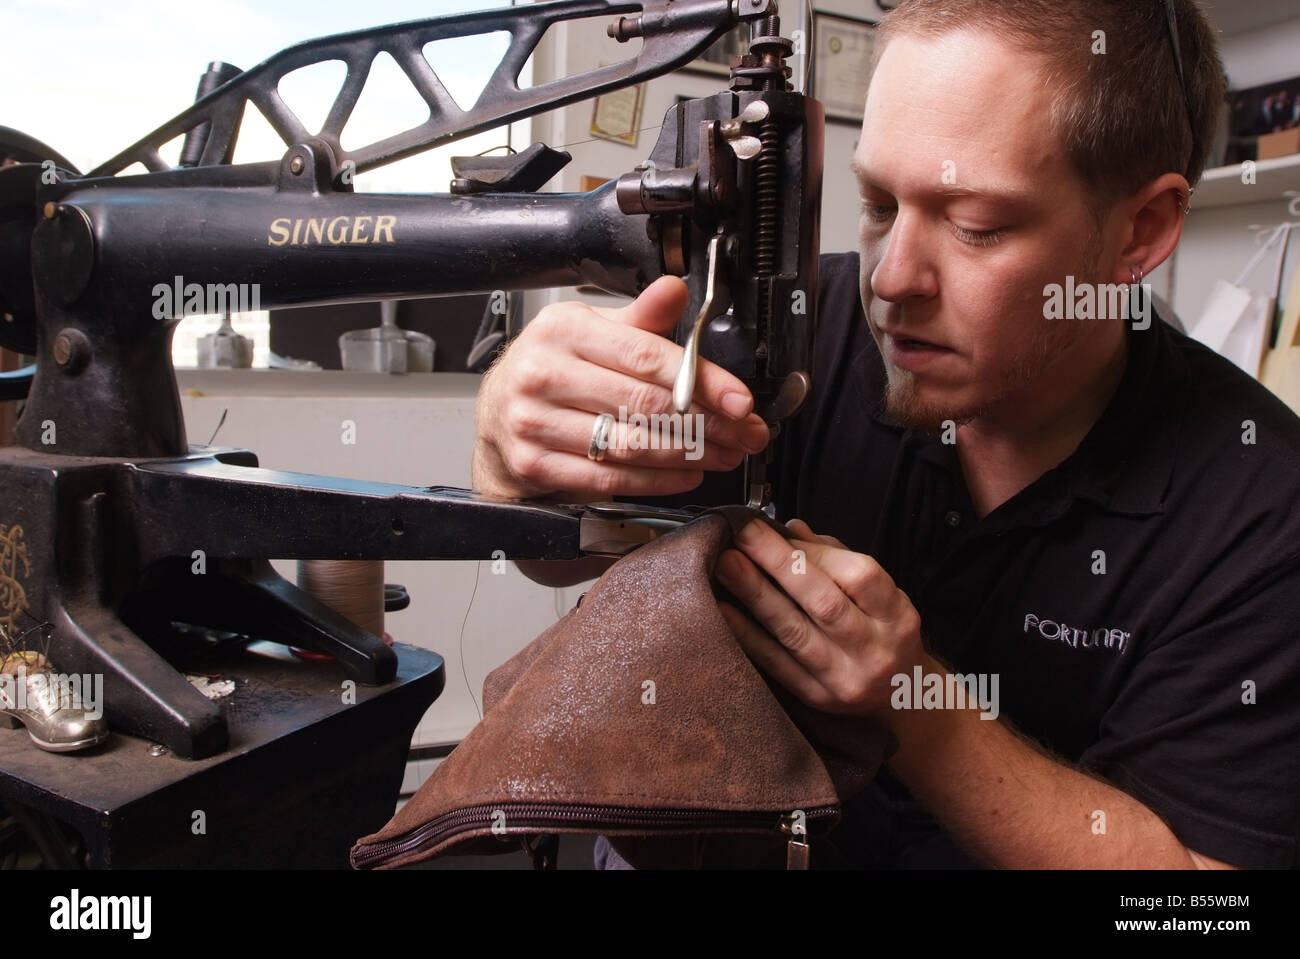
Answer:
[472, 0, 1300, 868]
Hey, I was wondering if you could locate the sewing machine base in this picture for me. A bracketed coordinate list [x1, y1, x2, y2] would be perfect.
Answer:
[0, 641, 443, 868]
[0, 445, 404, 758]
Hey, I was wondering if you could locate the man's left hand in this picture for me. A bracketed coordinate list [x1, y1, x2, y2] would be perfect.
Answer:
[715, 518, 924, 718]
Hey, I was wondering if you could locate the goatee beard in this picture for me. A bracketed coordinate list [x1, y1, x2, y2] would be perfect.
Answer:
[882, 373, 975, 433]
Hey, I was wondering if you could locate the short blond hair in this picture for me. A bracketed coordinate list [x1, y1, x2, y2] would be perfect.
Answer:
[876, 0, 1227, 206]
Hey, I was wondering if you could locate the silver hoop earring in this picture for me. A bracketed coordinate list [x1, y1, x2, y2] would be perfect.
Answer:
[1129, 265, 1145, 285]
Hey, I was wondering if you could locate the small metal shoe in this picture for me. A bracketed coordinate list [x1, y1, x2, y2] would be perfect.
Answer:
[0, 658, 109, 753]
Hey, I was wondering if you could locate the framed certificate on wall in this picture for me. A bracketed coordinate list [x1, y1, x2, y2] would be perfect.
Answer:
[590, 81, 646, 146]
[812, 11, 878, 124]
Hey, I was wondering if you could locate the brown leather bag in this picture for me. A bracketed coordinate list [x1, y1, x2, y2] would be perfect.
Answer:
[351, 509, 894, 870]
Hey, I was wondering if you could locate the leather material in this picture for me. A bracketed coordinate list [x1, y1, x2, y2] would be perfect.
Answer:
[351, 510, 894, 869]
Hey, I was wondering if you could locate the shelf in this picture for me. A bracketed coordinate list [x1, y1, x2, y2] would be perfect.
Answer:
[1194, 153, 1300, 210]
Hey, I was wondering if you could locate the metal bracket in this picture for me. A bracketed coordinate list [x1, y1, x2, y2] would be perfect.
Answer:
[89, 0, 775, 181]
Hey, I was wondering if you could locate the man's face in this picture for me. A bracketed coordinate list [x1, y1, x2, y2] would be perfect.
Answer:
[854, 29, 1110, 431]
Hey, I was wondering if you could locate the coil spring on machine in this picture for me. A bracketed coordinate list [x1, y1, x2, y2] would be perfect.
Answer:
[754, 120, 780, 277]
[735, 12, 792, 371]
[753, 118, 780, 347]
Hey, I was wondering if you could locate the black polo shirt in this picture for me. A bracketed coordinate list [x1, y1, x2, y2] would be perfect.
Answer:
[770, 252, 1300, 868]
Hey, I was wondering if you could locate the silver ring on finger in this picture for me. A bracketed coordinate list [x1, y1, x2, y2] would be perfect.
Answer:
[587, 412, 615, 461]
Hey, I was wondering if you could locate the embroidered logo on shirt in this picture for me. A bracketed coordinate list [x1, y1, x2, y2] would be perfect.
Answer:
[1023, 613, 1131, 654]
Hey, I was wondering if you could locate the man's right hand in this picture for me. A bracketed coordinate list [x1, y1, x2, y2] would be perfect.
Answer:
[472, 275, 772, 500]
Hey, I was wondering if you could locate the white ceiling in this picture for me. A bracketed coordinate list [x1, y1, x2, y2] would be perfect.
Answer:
[1198, 0, 1299, 37]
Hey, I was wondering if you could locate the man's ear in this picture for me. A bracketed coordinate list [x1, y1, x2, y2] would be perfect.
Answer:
[1112, 173, 1191, 285]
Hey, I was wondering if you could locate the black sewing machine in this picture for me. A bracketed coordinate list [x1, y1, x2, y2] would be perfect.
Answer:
[0, 0, 822, 763]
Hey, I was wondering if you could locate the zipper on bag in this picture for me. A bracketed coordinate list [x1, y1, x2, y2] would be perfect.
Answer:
[354, 802, 839, 869]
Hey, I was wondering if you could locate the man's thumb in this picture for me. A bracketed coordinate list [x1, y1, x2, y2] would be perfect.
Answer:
[609, 275, 689, 334]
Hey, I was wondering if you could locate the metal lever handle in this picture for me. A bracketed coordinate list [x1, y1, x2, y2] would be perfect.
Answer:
[673, 234, 729, 413]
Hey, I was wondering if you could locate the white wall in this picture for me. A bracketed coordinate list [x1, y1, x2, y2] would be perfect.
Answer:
[1218, 18, 1300, 91]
